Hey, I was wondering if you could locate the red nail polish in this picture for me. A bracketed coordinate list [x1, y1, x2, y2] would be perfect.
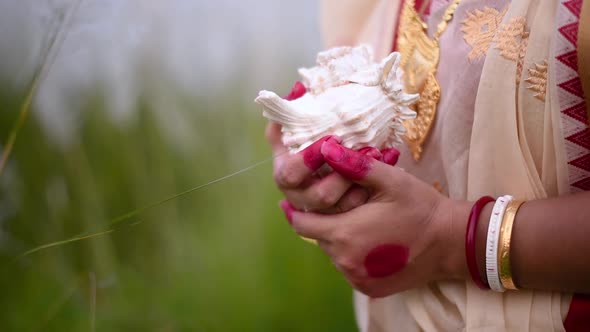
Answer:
[358, 147, 383, 161]
[283, 81, 307, 101]
[382, 148, 400, 166]
[326, 136, 342, 144]
[321, 141, 372, 181]
[302, 135, 339, 170]
[279, 200, 295, 225]
[322, 142, 345, 162]
[364, 244, 409, 278]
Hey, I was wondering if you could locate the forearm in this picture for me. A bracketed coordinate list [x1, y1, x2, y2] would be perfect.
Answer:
[474, 192, 590, 293]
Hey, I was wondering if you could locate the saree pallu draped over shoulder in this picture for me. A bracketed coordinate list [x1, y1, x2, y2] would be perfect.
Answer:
[320, 0, 590, 331]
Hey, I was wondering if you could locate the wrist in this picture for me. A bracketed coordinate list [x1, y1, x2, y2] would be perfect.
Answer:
[435, 199, 472, 280]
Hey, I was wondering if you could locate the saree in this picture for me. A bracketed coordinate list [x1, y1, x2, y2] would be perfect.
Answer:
[320, 0, 590, 330]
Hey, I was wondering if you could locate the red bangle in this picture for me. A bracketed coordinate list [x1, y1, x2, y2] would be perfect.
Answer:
[466, 196, 494, 290]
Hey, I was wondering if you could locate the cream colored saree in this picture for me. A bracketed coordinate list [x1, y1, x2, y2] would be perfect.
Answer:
[320, 0, 589, 330]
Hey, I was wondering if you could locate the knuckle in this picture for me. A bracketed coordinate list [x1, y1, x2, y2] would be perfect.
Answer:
[332, 228, 353, 245]
[272, 171, 281, 186]
[313, 187, 339, 208]
[342, 188, 368, 210]
[276, 165, 301, 188]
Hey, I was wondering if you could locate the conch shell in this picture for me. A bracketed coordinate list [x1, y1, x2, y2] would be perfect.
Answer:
[255, 45, 419, 153]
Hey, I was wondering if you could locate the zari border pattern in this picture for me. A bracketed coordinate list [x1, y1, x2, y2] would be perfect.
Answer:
[555, 0, 590, 192]
[579, 0, 590, 120]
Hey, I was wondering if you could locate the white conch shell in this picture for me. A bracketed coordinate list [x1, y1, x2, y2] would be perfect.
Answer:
[255, 45, 419, 153]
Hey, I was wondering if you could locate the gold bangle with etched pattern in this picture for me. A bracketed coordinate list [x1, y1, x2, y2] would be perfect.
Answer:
[497, 199, 525, 290]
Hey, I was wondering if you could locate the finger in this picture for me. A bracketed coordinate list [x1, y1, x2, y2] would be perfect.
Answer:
[308, 147, 388, 213]
[279, 200, 337, 240]
[334, 186, 369, 213]
[381, 148, 400, 166]
[274, 135, 340, 189]
[320, 186, 369, 214]
[357, 147, 383, 161]
[317, 239, 331, 254]
[320, 140, 400, 191]
[284, 144, 383, 212]
[279, 199, 297, 225]
[283, 81, 307, 101]
[265, 122, 287, 153]
[285, 172, 354, 211]
[312, 146, 382, 180]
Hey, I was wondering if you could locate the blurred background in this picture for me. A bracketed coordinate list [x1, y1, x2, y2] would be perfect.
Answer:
[0, 1, 356, 330]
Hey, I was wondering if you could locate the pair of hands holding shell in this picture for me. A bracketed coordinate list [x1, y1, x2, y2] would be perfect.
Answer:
[266, 121, 468, 298]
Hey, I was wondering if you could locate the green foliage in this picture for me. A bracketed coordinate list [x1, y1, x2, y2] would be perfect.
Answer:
[0, 89, 355, 331]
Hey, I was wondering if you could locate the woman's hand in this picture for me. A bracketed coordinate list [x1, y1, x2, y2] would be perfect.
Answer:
[266, 123, 367, 213]
[267, 123, 401, 213]
[280, 139, 471, 298]
[266, 81, 399, 214]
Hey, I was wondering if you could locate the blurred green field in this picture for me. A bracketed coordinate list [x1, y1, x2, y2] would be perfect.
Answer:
[0, 84, 356, 331]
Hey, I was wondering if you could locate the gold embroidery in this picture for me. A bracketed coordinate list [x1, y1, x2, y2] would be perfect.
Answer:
[461, 6, 508, 61]
[516, 33, 530, 84]
[397, 0, 462, 161]
[525, 61, 548, 101]
[403, 73, 441, 159]
[494, 16, 530, 83]
[494, 17, 527, 61]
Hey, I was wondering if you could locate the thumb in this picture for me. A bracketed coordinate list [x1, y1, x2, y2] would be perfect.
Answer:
[320, 140, 396, 190]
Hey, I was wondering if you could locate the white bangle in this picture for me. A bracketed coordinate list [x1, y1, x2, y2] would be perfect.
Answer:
[485, 195, 513, 292]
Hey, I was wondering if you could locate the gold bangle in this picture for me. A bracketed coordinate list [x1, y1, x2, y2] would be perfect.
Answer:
[498, 199, 525, 290]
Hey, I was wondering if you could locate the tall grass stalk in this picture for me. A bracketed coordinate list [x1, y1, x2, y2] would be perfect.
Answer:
[19, 150, 283, 257]
[0, 0, 82, 176]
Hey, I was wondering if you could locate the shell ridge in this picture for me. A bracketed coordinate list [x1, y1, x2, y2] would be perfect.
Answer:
[255, 45, 419, 153]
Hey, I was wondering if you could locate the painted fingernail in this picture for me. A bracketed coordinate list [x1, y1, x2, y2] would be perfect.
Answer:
[364, 244, 409, 278]
[326, 136, 342, 144]
[283, 81, 307, 101]
[321, 141, 345, 162]
[279, 200, 296, 225]
[302, 135, 340, 170]
[382, 148, 400, 166]
[321, 142, 372, 180]
[358, 147, 383, 161]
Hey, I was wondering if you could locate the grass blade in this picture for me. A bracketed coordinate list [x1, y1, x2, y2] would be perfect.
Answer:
[18, 151, 282, 257]
[0, 0, 82, 176]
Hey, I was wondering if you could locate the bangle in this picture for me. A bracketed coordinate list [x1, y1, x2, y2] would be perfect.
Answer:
[485, 195, 513, 292]
[498, 200, 524, 290]
[466, 196, 495, 290]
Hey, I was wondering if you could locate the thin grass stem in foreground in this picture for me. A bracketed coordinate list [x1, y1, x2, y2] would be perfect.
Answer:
[0, 0, 82, 176]
[18, 152, 282, 257]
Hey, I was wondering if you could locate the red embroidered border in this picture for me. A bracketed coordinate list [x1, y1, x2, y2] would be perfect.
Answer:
[556, 0, 590, 193]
